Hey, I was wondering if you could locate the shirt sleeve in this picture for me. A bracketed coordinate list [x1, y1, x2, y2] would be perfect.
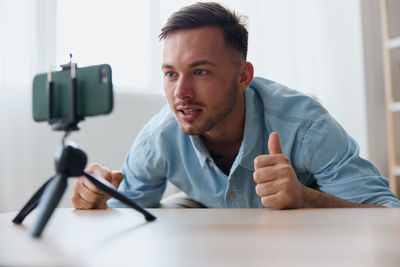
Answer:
[107, 134, 167, 208]
[297, 112, 400, 207]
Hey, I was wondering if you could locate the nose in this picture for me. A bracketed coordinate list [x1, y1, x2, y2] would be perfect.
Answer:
[174, 76, 194, 100]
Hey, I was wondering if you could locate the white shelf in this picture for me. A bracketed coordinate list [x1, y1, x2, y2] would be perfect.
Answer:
[390, 102, 400, 112]
[387, 37, 400, 49]
[393, 165, 400, 176]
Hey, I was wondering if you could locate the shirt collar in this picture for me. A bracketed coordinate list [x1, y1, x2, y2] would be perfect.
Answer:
[190, 135, 209, 168]
[236, 88, 265, 171]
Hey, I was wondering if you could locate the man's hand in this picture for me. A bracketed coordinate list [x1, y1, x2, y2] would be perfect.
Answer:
[253, 132, 306, 209]
[71, 163, 124, 209]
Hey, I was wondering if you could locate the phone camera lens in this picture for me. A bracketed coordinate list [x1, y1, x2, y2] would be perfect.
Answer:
[100, 67, 108, 83]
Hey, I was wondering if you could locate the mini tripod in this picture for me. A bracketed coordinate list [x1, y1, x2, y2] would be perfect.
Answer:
[12, 59, 155, 237]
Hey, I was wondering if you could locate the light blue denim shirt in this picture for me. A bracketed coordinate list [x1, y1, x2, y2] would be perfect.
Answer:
[108, 77, 400, 208]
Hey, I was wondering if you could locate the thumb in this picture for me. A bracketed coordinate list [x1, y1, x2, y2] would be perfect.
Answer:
[110, 171, 124, 189]
[268, 132, 282, 155]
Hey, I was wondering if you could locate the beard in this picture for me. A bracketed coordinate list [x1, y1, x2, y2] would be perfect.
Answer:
[177, 79, 238, 136]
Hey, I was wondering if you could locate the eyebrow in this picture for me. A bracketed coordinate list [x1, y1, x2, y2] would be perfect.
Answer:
[189, 60, 217, 68]
[161, 60, 217, 70]
[161, 64, 173, 70]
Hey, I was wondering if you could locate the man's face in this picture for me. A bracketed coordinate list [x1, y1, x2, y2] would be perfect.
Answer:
[162, 26, 242, 136]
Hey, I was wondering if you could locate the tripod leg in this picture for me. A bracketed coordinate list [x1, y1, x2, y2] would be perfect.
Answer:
[83, 172, 156, 222]
[12, 176, 56, 224]
[31, 174, 68, 237]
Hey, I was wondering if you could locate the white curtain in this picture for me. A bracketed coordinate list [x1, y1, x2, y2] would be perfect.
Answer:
[0, 0, 370, 212]
[0, 0, 58, 211]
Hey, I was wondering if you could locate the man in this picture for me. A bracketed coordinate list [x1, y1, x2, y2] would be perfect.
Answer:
[72, 2, 400, 209]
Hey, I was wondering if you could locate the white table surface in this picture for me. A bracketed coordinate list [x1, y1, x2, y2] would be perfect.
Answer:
[1, 208, 399, 267]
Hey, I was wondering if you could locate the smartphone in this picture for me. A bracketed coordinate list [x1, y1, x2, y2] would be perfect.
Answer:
[32, 64, 113, 122]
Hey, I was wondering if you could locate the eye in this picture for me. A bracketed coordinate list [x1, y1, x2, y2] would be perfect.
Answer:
[165, 72, 177, 78]
[194, 69, 207, 76]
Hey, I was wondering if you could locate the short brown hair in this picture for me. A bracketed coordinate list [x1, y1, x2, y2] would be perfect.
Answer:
[159, 2, 248, 61]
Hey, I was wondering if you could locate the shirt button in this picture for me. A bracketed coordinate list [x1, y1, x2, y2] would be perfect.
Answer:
[230, 192, 236, 199]
[209, 161, 214, 167]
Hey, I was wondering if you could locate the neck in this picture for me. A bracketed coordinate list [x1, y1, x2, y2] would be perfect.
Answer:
[201, 93, 245, 147]
[200, 93, 246, 176]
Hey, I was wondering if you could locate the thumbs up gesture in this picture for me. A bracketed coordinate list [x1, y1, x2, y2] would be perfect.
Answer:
[253, 132, 306, 209]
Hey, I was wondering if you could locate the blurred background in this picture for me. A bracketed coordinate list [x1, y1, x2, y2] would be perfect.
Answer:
[0, 0, 397, 212]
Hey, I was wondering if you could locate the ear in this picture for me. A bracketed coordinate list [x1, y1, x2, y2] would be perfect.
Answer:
[237, 61, 254, 91]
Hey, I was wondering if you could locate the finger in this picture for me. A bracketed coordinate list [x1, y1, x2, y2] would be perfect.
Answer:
[253, 166, 279, 183]
[262, 191, 291, 210]
[86, 163, 112, 182]
[110, 171, 124, 189]
[74, 194, 104, 209]
[81, 181, 108, 203]
[72, 192, 95, 209]
[260, 193, 286, 210]
[73, 189, 109, 209]
[81, 176, 103, 194]
[82, 163, 113, 194]
[254, 154, 289, 169]
[71, 186, 85, 209]
[71, 184, 98, 209]
[260, 194, 278, 209]
[253, 164, 293, 184]
[77, 177, 109, 203]
[255, 182, 279, 197]
[268, 132, 282, 155]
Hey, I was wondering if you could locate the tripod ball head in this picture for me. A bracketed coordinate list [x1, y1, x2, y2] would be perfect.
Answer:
[55, 144, 87, 176]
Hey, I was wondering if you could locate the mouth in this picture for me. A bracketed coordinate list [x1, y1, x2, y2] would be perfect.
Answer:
[176, 106, 203, 121]
[181, 109, 201, 115]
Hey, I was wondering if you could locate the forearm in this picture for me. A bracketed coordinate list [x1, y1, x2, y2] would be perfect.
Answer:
[300, 186, 385, 208]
